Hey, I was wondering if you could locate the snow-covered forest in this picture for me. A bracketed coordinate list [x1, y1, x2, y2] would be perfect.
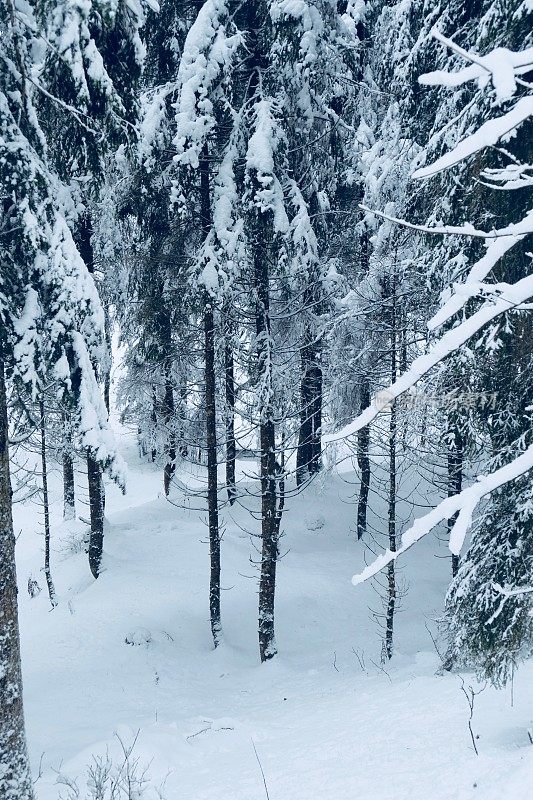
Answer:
[1, 1, 533, 797]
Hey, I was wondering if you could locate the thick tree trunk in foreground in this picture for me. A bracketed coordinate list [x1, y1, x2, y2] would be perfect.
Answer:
[40, 401, 57, 608]
[0, 358, 34, 800]
[87, 453, 104, 578]
[200, 144, 221, 647]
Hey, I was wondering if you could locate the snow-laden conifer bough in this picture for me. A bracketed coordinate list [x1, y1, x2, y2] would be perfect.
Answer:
[324, 28, 533, 589]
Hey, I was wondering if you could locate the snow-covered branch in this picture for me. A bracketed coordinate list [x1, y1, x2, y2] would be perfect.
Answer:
[352, 443, 533, 586]
[324, 272, 533, 441]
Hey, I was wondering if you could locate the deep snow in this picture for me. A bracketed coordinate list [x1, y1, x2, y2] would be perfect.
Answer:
[13, 424, 533, 799]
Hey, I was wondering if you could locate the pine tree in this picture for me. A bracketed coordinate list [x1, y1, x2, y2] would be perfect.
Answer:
[36, 0, 155, 576]
[0, 0, 127, 789]
[330, 8, 533, 685]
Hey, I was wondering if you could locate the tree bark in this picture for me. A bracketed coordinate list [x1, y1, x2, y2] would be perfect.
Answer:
[40, 401, 57, 608]
[77, 212, 107, 549]
[296, 340, 322, 485]
[103, 309, 112, 414]
[87, 453, 104, 578]
[254, 213, 279, 662]
[162, 369, 176, 496]
[448, 426, 463, 578]
[356, 377, 371, 540]
[0, 357, 35, 799]
[62, 415, 76, 521]
[385, 272, 397, 661]
[225, 328, 236, 505]
[200, 143, 221, 647]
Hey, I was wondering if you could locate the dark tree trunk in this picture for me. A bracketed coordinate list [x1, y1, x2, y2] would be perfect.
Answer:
[62, 414, 76, 520]
[385, 401, 397, 660]
[295, 192, 323, 486]
[40, 401, 57, 608]
[162, 370, 176, 496]
[448, 427, 463, 578]
[310, 360, 322, 473]
[274, 436, 286, 540]
[103, 309, 112, 414]
[296, 354, 312, 486]
[0, 358, 35, 799]
[178, 383, 188, 458]
[356, 377, 371, 540]
[77, 212, 107, 546]
[254, 213, 279, 663]
[225, 331, 236, 505]
[205, 301, 221, 646]
[200, 143, 221, 647]
[87, 453, 104, 578]
[385, 272, 397, 661]
[296, 341, 322, 485]
[243, 20, 282, 661]
[151, 385, 157, 462]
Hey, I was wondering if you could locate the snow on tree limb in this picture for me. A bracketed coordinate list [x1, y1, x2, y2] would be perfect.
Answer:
[413, 96, 533, 179]
[324, 272, 533, 442]
[420, 31, 533, 103]
[173, 0, 242, 168]
[352, 444, 533, 586]
[428, 225, 530, 330]
[414, 32, 533, 178]
[328, 30, 533, 586]
[358, 204, 533, 238]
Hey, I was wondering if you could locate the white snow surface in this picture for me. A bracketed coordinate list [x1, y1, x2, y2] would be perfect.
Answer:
[15, 423, 533, 799]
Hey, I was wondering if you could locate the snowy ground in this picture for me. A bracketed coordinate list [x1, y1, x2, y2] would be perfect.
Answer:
[13, 425, 533, 799]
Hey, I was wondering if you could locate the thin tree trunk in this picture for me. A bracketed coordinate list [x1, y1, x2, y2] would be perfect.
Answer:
[274, 435, 286, 540]
[296, 344, 322, 484]
[310, 358, 323, 474]
[178, 382, 188, 458]
[103, 309, 112, 414]
[162, 370, 176, 496]
[151, 385, 157, 462]
[87, 453, 104, 578]
[200, 143, 221, 647]
[225, 331, 236, 505]
[78, 212, 107, 540]
[0, 357, 35, 799]
[296, 351, 312, 486]
[448, 426, 463, 578]
[40, 401, 57, 608]
[296, 191, 323, 484]
[254, 213, 278, 663]
[385, 273, 397, 661]
[356, 377, 371, 540]
[62, 414, 75, 520]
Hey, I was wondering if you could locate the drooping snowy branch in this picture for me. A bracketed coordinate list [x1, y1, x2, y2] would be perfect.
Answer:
[428, 229, 530, 331]
[413, 96, 533, 179]
[352, 443, 533, 586]
[245, 98, 289, 234]
[324, 272, 533, 441]
[173, 0, 242, 168]
[328, 29, 533, 577]
[420, 31, 533, 103]
[358, 204, 533, 239]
